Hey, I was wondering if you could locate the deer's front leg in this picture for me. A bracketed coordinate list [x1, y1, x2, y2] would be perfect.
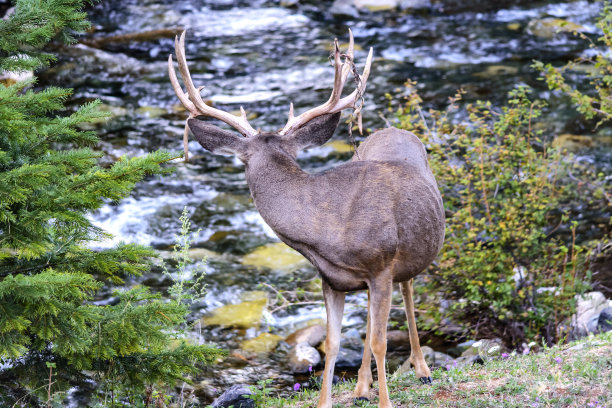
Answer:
[354, 289, 372, 401]
[399, 279, 431, 384]
[369, 276, 393, 408]
[318, 281, 345, 408]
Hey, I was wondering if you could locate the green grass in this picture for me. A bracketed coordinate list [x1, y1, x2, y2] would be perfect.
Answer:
[254, 331, 611, 407]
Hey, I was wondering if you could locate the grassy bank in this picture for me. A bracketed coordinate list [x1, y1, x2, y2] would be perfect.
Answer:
[254, 331, 611, 407]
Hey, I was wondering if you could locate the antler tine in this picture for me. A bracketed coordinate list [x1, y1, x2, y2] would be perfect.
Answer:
[340, 29, 354, 84]
[279, 32, 373, 136]
[328, 39, 346, 107]
[169, 30, 257, 137]
[331, 46, 373, 112]
[168, 54, 195, 113]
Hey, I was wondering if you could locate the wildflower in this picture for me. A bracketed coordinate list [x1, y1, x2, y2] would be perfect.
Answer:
[309, 365, 313, 373]
[554, 356, 562, 364]
[446, 364, 452, 371]
[293, 383, 301, 391]
[501, 352, 509, 358]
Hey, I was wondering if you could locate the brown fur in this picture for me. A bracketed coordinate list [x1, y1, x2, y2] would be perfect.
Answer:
[188, 114, 445, 408]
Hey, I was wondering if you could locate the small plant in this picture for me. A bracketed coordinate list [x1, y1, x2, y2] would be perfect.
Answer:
[247, 379, 275, 406]
[160, 206, 207, 307]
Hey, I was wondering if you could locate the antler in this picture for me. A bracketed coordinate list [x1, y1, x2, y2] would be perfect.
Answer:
[168, 31, 258, 141]
[279, 29, 373, 136]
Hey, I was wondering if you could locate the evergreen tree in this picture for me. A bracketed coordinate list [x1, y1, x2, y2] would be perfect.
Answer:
[0, 1, 221, 406]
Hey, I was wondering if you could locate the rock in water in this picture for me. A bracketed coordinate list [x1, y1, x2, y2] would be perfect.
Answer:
[355, 0, 399, 11]
[202, 297, 267, 329]
[240, 333, 283, 353]
[526, 18, 587, 39]
[210, 384, 254, 408]
[330, 0, 360, 18]
[241, 242, 309, 272]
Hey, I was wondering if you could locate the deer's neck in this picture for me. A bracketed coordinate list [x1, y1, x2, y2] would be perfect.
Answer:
[245, 151, 307, 210]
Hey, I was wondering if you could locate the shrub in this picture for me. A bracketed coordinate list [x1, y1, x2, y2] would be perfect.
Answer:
[393, 83, 592, 348]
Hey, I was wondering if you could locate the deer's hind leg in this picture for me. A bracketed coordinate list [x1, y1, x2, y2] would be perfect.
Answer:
[399, 279, 431, 384]
[368, 275, 394, 408]
[318, 280, 345, 408]
[353, 289, 373, 401]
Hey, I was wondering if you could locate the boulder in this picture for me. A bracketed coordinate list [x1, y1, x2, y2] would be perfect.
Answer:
[318, 328, 364, 369]
[210, 384, 254, 408]
[335, 344, 364, 369]
[386, 330, 411, 351]
[597, 307, 612, 333]
[285, 324, 326, 347]
[572, 292, 612, 336]
[287, 342, 321, 373]
[336, 329, 364, 369]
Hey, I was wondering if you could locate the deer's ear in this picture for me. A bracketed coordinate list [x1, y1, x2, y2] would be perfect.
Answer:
[289, 112, 341, 150]
[188, 119, 248, 156]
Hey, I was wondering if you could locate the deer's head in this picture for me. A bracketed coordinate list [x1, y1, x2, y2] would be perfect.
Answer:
[168, 31, 372, 164]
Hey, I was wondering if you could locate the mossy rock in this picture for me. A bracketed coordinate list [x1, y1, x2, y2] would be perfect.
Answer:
[136, 106, 167, 118]
[202, 297, 267, 329]
[552, 134, 594, 151]
[527, 18, 586, 39]
[241, 242, 309, 272]
[473, 65, 518, 78]
[240, 333, 284, 353]
[355, 0, 399, 11]
[324, 42, 364, 52]
[211, 192, 252, 211]
[187, 248, 219, 261]
[325, 140, 356, 154]
[239, 290, 268, 302]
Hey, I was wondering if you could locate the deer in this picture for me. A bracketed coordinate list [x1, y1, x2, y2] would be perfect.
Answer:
[168, 30, 445, 408]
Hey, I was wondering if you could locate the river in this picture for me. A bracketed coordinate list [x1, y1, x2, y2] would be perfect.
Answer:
[40, 0, 608, 403]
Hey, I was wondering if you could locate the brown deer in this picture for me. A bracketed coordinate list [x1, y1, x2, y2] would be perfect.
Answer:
[168, 31, 445, 408]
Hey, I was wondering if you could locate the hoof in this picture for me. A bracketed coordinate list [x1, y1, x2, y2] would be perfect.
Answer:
[354, 397, 369, 406]
[419, 376, 432, 385]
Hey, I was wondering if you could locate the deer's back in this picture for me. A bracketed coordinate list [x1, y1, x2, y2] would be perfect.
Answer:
[268, 128, 445, 292]
[354, 127, 432, 174]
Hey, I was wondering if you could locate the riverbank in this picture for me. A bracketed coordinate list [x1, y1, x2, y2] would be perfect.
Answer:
[250, 330, 611, 407]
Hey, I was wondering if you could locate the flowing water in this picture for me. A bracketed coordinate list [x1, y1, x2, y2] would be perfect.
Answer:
[40, 0, 609, 402]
